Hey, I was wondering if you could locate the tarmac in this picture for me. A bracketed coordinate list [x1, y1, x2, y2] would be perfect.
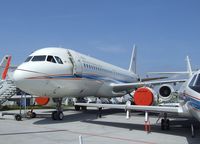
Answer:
[0, 107, 200, 144]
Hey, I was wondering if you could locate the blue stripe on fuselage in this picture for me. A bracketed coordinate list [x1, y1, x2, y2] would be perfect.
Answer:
[180, 93, 200, 110]
[39, 73, 135, 84]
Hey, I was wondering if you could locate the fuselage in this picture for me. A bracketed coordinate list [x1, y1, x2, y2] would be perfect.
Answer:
[13, 47, 139, 98]
[179, 70, 200, 121]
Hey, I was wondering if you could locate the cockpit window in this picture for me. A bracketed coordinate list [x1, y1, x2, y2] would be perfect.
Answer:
[55, 56, 63, 64]
[189, 74, 197, 87]
[32, 55, 46, 61]
[47, 55, 56, 63]
[189, 74, 200, 93]
[24, 56, 33, 62]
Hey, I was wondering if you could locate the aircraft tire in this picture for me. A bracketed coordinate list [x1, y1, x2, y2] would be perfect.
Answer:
[15, 114, 22, 121]
[75, 106, 80, 111]
[161, 119, 165, 130]
[166, 119, 170, 130]
[30, 112, 36, 118]
[57, 111, 64, 120]
[81, 106, 87, 111]
[52, 111, 58, 120]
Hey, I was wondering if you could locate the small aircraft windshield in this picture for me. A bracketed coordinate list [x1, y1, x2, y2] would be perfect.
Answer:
[189, 74, 200, 93]
[47, 55, 56, 63]
[24, 55, 63, 64]
[55, 56, 63, 64]
[24, 56, 33, 62]
[32, 55, 46, 61]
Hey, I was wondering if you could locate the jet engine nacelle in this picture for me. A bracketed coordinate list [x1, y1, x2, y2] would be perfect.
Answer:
[158, 84, 174, 102]
[35, 97, 50, 106]
[133, 87, 158, 106]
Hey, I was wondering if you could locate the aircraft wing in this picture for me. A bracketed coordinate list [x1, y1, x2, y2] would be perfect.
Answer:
[148, 72, 191, 75]
[141, 76, 168, 82]
[75, 103, 183, 114]
[111, 79, 186, 93]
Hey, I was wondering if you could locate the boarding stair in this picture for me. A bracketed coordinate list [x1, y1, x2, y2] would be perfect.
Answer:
[0, 80, 17, 105]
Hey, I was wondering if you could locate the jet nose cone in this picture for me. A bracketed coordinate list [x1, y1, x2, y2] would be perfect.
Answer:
[13, 69, 27, 89]
[13, 69, 24, 82]
[13, 68, 39, 95]
[13, 66, 48, 96]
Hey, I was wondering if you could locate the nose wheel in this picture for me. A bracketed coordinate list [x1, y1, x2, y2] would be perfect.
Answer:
[52, 111, 64, 120]
[161, 113, 170, 130]
[161, 118, 170, 130]
[52, 98, 64, 120]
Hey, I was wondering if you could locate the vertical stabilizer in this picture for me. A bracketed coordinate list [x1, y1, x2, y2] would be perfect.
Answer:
[128, 45, 137, 73]
[0, 55, 11, 80]
[186, 56, 192, 77]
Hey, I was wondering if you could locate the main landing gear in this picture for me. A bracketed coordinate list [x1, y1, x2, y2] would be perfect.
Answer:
[191, 123, 195, 137]
[161, 113, 170, 130]
[74, 105, 87, 111]
[74, 98, 87, 111]
[51, 98, 64, 120]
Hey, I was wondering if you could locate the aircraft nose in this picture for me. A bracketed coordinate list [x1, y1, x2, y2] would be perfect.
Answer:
[13, 68, 45, 95]
[13, 69, 24, 82]
[13, 69, 28, 89]
[13, 65, 51, 96]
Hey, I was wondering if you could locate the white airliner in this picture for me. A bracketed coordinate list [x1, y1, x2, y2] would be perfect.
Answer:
[13, 46, 185, 120]
[75, 57, 200, 136]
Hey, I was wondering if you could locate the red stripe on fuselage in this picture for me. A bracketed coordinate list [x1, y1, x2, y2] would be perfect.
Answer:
[183, 92, 200, 101]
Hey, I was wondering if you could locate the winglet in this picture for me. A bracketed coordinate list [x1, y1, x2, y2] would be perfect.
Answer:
[128, 45, 137, 73]
[186, 56, 192, 77]
[1, 55, 11, 80]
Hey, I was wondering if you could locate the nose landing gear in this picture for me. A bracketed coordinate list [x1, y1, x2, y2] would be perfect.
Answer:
[52, 98, 64, 120]
[161, 113, 170, 130]
[52, 111, 64, 120]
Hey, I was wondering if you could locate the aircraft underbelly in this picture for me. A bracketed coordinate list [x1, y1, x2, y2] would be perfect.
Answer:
[45, 79, 102, 97]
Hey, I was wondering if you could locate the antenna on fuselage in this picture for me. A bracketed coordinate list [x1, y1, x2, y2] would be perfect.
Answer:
[128, 44, 137, 74]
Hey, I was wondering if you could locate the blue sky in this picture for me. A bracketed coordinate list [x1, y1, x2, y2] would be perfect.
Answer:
[0, 0, 200, 76]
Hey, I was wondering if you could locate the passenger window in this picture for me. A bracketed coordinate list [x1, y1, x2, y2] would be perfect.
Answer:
[47, 55, 56, 63]
[24, 56, 33, 62]
[55, 56, 63, 64]
[32, 55, 46, 61]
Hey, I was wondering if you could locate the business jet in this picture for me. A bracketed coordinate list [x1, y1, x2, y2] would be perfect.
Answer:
[13, 46, 185, 120]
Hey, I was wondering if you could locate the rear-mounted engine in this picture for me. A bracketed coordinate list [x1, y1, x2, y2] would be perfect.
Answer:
[158, 84, 174, 102]
[133, 87, 158, 106]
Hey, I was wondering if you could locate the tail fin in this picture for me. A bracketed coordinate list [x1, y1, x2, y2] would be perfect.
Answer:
[0, 55, 11, 80]
[128, 45, 137, 73]
[186, 56, 192, 77]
